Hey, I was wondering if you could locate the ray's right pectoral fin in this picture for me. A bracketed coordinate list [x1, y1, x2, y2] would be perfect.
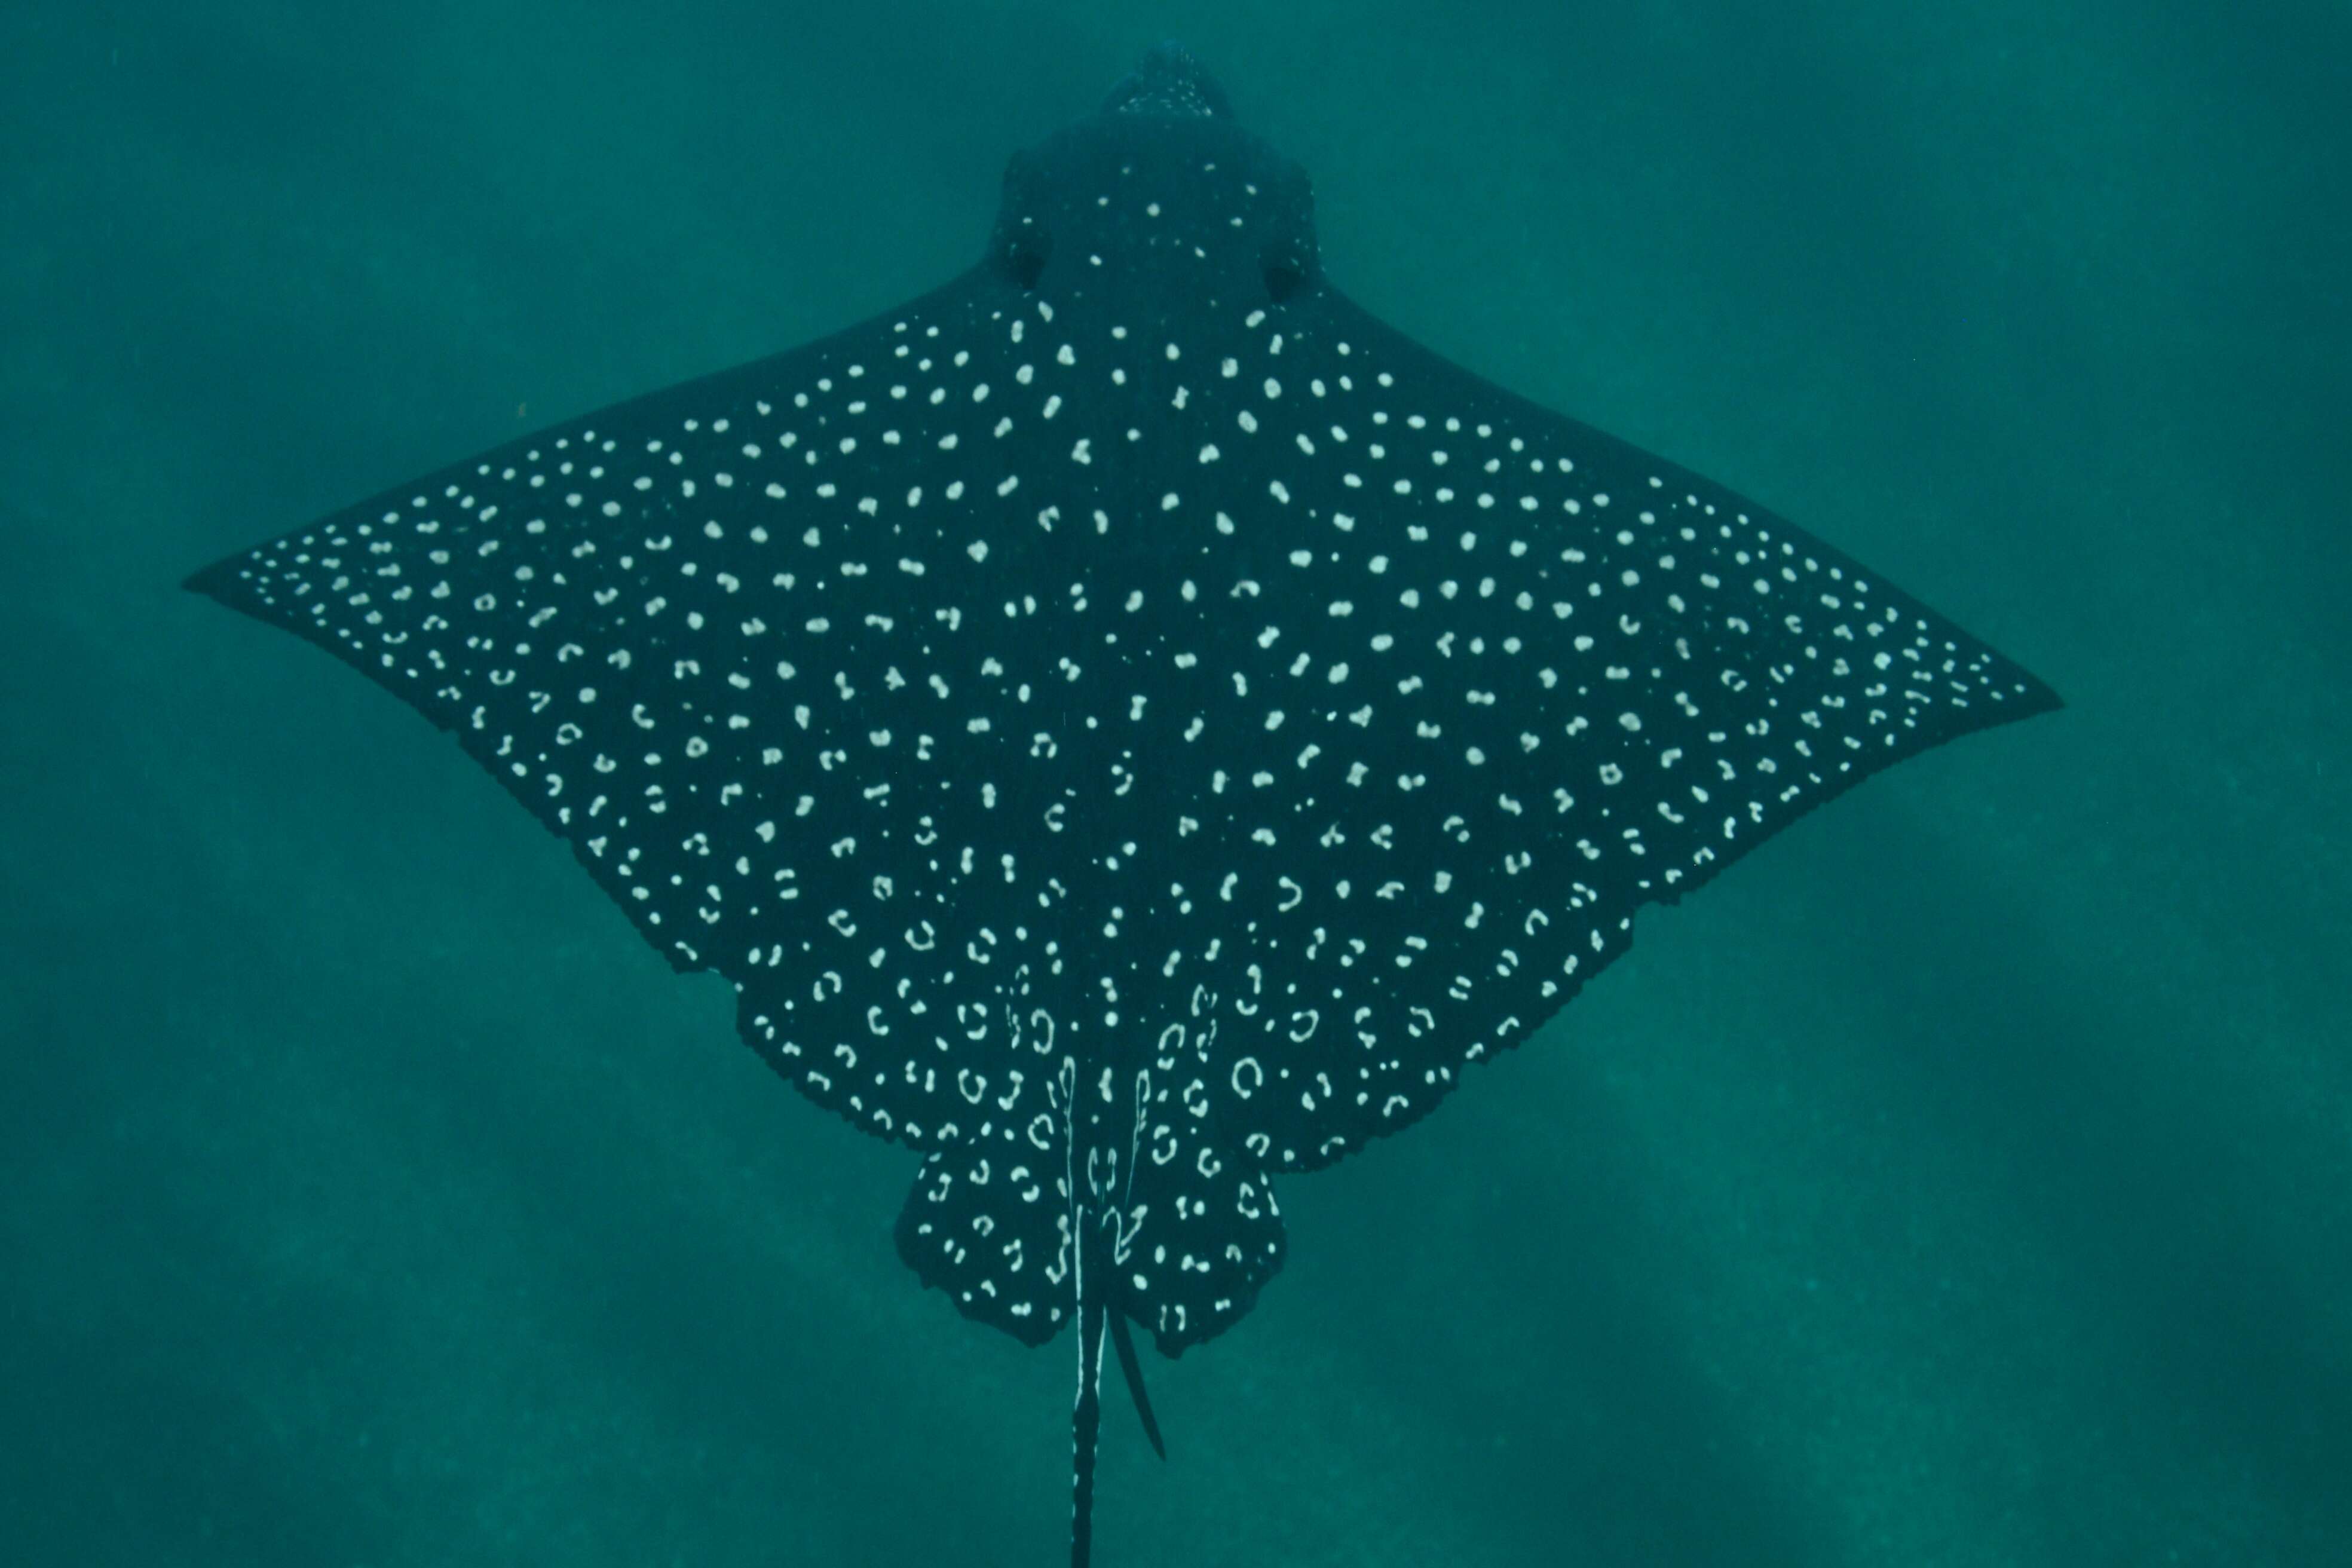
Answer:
[895, 1148, 1073, 1348]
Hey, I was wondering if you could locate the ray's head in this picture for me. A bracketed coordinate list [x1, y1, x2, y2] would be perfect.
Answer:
[990, 45, 1317, 316]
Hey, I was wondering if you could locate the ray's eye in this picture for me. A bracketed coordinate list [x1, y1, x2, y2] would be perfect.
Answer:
[1260, 255, 1306, 304]
[1255, 160, 1318, 305]
[1004, 222, 1052, 292]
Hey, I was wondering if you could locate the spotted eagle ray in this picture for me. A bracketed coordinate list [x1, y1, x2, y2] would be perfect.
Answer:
[187, 44, 2057, 1566]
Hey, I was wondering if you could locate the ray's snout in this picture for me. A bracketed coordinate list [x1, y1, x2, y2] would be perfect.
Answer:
[1102, 41, 1232, 120]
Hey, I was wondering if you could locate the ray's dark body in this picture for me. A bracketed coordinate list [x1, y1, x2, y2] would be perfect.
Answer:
[187, 44, 2057, 1567]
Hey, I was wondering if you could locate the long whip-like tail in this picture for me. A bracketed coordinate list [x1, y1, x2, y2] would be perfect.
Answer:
[1070, 1206, 1109, 1568]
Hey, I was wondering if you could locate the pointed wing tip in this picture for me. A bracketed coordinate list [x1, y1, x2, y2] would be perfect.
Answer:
[1931, 662, 2061, 762]
[1957, 647, 2062, 737]
[2010, 664, 2066, 722]
[183, 553, 241, 604]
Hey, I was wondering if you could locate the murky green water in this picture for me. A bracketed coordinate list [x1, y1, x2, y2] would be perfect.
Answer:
[4, 3, 2346, 1563]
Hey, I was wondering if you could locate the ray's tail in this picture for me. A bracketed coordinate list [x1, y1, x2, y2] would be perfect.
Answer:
[1070, 1206, 1109, 1568]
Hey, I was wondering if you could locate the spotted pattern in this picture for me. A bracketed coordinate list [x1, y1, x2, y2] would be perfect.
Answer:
[189, 67, 2054, 1374]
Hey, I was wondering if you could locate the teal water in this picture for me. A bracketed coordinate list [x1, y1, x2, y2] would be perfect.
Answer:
[5, 3, 2347, 1564]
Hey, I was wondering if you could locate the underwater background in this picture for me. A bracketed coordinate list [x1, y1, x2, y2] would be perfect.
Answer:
[4, 1, 2347, 1563]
